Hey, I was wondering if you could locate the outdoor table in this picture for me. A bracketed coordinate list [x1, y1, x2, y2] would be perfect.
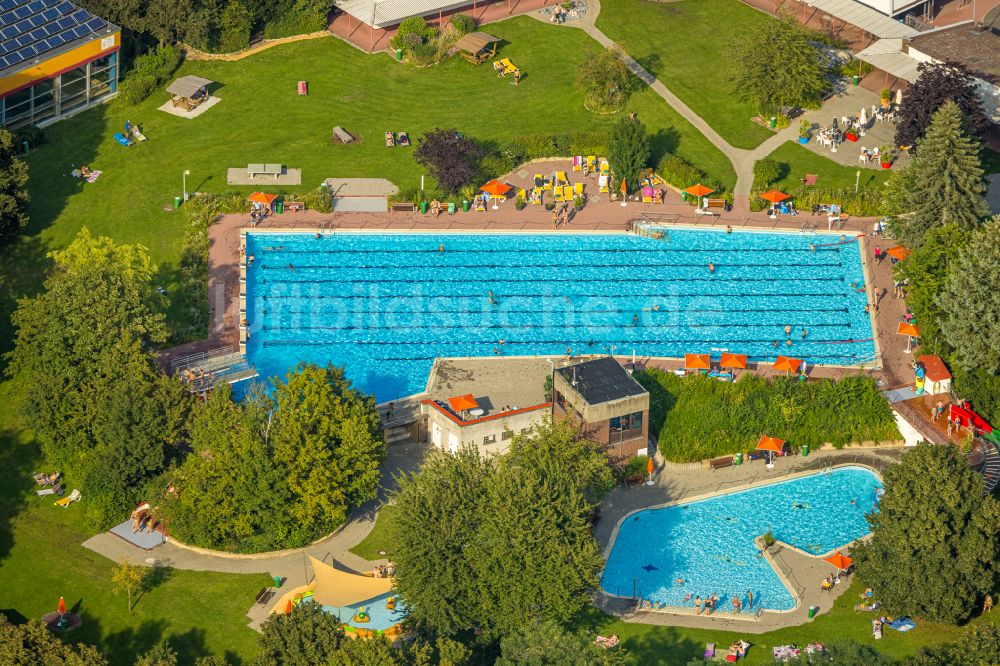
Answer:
[468, 408, 485, 417]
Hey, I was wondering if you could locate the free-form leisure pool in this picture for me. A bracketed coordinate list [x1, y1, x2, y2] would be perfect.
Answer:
[600, 466, 882, 611]
[244, 231, 874, 401]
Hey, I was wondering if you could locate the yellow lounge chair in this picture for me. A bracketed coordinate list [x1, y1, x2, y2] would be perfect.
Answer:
[574, 182, 584, 197]
[55, 488, 81, 508]
[516, 188, 527, 202]
[531, 187, 543, 204]
[494, 58, 519, 77]
[599, 160, 610, 176]
[475, 196, 486, 211]
[556, 171, 569, 187]
[554, 187, 565, 203]
[586, 156, 596, 172]
[642, 189, 653, 203]
[563, 185, 573, 201]
[534, 174, 545, 189]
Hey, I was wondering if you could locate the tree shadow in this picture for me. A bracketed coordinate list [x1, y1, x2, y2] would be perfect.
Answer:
[632, 371, 677, 439]
[102, 618, 169, 666]
[132, 566, 174, 611]
[634, 52, 663, 79]
[0, 427, 40, 563]
[649, 128, 681, 168]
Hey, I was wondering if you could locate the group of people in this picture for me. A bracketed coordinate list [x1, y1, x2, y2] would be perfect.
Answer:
[373, 561, 396, 578]
[858, 145, 883, 165]
[551, 202, 574, 228]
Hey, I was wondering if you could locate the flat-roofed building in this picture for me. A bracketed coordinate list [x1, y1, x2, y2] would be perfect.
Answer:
[0, 0, 120, 128]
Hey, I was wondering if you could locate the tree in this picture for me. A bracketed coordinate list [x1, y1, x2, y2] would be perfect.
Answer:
[256, 601, 344, 666]
[752, 158, 782, 190]
[938, 217, 1000, 373]
[414, 129, 484, 195]
[895, 62, 988, 150]
[0, 616, 108, 665]
[853, 443, 1000, 624]
[896, 101, 988, 248]
[388, 447, 491, 635]
[607, 116, 649, 193]
[0, 128, 29, 242]
[271, 363, 384, 534]
[731, 18, 828, 114]
[219, 0, 252, 52]
[495, 620, 628, 666]
[911, 624, 1000, 665]
[817, 641, 894, 666]
[577, 48, 631, 113]
[332, 635, 404, 665]
[112, 558, 150, 613]
[135, 642, 177, 666]
[194, 657, 231, 666]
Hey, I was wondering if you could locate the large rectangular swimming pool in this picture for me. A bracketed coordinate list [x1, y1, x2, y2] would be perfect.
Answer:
[244, 230, 874, 401]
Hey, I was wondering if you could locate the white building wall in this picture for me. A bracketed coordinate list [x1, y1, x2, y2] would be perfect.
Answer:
[421, 405, 548, 458]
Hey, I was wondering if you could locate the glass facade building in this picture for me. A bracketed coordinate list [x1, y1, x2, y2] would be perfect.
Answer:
[1, 52, 117, 128]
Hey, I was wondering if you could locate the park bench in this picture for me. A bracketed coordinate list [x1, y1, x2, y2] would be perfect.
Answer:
[248, 163, 282, 179]
[255, 588, 275, 605]
[708, 455, 734, 470]
[390, 202, 415, 213]
[332, 126, 355, 144]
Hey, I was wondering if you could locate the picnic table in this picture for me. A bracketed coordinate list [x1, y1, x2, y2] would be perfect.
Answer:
[248, 163, 283, 178]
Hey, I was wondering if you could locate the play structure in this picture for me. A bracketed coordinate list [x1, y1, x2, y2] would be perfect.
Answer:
[455, 32, 500, 64]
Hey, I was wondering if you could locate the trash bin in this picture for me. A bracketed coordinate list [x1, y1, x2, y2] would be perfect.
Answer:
[462, 200, 470, 212]
[173, 196, 182, 209]
[273, 576, 281, 588]
[22, 140, 29, 154]
[808, 605, 818, 619]
[396, 48, 403, 61]
[769, 116, 777, 129]
[681, 191, 688, 202]
[853, 75, 860, 86]
[802, 444, 810, 457]
[420, 200, 428, 214]
[734, 452, 743, 465]
[275, 201, 284, 214]
[448, 202, 456, 214]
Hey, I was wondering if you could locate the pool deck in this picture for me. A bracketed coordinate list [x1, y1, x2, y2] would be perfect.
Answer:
[593, 447, 902, 632]
[165, 191, 913, 389]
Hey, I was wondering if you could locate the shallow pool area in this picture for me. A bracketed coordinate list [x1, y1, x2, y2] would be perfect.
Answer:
[321, 592, 407, 632]
[244, 231, 874, 401]
[600, 466, 881, 611]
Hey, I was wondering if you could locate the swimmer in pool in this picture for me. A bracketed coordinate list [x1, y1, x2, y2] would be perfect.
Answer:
[684, 592, 692, 603]
[675, 578, 685, 586]
[708, 262, 715, 273]
[438, 244, 444, 253]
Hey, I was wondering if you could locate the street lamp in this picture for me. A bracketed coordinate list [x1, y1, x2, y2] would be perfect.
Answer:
[183, 169, 191, 202]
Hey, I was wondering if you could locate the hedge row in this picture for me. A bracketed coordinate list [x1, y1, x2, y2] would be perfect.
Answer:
[118, 45, 181, 105]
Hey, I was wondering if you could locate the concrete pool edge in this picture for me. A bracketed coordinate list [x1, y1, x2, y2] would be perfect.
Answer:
[597, 463, 884, 621]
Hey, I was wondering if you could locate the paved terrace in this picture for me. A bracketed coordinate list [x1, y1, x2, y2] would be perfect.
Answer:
[594, 447, 903, 632]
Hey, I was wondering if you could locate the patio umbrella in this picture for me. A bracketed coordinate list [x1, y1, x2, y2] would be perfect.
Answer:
[859, 107, 867, 131]
[285, 599, 293, 614]
[684, 353, 711, 371]
[646, 456, 654, 485]
[895, 88, 903, 106]
[448, 394, 478, 413]
[480, 179, 512, 197]
[824, 551, 854, 571]
[886, 245, 911, 261]
[683, 183, 715, 198]
[759, 189, 790, 204]
[57, 597, 66, 615]
[896, 322, 922, 354]
[756, 435, 786, 466]
[249, 192, 277, 205]
[772, 355, 802, 375]
[719, 353, 747, 370]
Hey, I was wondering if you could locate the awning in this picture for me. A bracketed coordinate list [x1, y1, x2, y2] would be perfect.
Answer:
[308, 556, 392, 607]
[166, 75, 214, 98]
[824, 551, 854, 570]
[856, 40, 921, 83]
[773, 356, 802, 374]
[684, 353, 711, 370]
[334, 0, 475, 28]
[802, 0, 920, 34]
[756, 435, 787, 452]
[448, 394, 478, 412]
[719, 353, 747, 369]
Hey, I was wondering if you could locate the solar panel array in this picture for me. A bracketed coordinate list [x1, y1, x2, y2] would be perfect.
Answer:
[0, 0, 109, 71]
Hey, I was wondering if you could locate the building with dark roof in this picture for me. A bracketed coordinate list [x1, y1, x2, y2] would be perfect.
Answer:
[1, 0, 120, 128]
[552, 357, 650, 463]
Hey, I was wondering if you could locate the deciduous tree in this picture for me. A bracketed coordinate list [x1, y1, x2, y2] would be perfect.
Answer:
[894, 62, 988, 150]
[577, 48, 631, 114]
[938, 216, 1000, 373]
[496, 620, 628, 666]
[135, 642, 177, 666]
[0, 616, 108, 665]
[414, 129, 484, 195]
[255, 601, 344, 666]
[219, 0, 252, 53]
[731, 18, 828, 114]
[112, 558, 150, 613]
[607, 116, 649, 193]
[853, 443, 1000, 624]
[896, 101, 988, 248]
[0, 128, 29, 243]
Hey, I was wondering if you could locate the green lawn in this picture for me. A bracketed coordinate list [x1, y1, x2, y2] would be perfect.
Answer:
[760, 141, 891, 193]
[596, 0, 777, 150]
[349, 505, 398, 561]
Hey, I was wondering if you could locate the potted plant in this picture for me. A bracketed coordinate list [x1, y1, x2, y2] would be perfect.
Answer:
[515, 194, 527, 211]
[880, 88, 891, 108]
[798, 119, 811, 144]
[544, 202, 556, 211]
[573, 194, 585, 211]
[880, 145, 894, 169]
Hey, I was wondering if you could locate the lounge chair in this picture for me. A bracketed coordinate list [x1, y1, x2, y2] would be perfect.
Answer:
[37, 483, 63, 497]
[530, 187, 543, 204]
[599, 174, 609, 193]
[398, 132, 411, 147]
[385, 132, 395, 147]
[705, 643, 715, 659]
[642, 187, 653, 203]
[534, 174, 544, 189]
[555, 171, 569, 187]
[474, 196, 486, 211]
[516, 188, 527, 202]
[297, 80, 307, 95]
[55, 489, 81, 507]
[33, 471, 60, 486]
[562, 185, 573, 202]
[573, 182, 584, 197]
[572, 156, 582, 172]
[854, 601, 880, 612]
[594, 635, 619, 649]
[872, 619, 883, 640]
[554, 187, 565, 203]
[599, 159, 609, 175]
[586, 155, 596, 173]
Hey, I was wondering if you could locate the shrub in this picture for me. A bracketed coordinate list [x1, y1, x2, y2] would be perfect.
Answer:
[774, 113, 790, 129]
[753, 158, 781, 188]
[450, 14, 476, 35]
[762, 530, 776, 547]
[12, 124, 44, 149]
[409, 41, 439, 66]
[479, 154, 518, 180]
[119, 74, 158, 105]
[390, 17, 436, 51]
[119, 44, 180, 105]
[263, 1, 329, 39]
[634, 370, 899, 462]
[657, 153, 725, 193]
[622, 455, 648, 478]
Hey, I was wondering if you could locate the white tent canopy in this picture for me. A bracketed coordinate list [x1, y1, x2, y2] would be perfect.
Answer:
[308, 556, 392, 608]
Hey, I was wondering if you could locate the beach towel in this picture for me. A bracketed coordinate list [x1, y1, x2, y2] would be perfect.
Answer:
[872, 619, 883, 639]
[888, 618, 916, 632]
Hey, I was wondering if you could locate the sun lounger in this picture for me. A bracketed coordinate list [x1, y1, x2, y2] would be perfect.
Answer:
[642, 186, 653, 203]
[55, 489, 81, 508]
[599, 174, 609, 193]
[854, 601, 880, 612]
[531, 187, 543, 204]
[555, 171, 569, 187]
[37, 483, 63, 497]
[493, 58, 519, 77]
[297, 80, 307, 95]
[705, 643, 715, 659]
[34, 471, 60, 486]
[332, 126, 355, 144]
[516, 188, 526, 202]
[572, 156, 582, 172]
[385, 131, 395, 147]
[534, 174, 544, 189]
[594, 635, 619, 649]
[113, 132, 132, 147]
[554, 187, 565, 203]
[562, 185, 573, 202]
[599, 159, 609, 175]
[586, 155, 596, 172]
[574, 182, 584, 197]
[398, 132, 410, 147]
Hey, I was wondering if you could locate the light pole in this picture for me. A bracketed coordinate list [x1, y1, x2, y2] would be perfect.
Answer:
[183, 169, 191, 202]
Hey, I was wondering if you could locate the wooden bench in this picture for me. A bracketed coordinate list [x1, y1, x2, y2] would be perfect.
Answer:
[705, 198, 726, 209]
[254, 588, 275, 605]
[284, 201, 304, 212]
[708, 455, 734, 470]
[390, 202, 415, 213]
[332, 126, 355, 144]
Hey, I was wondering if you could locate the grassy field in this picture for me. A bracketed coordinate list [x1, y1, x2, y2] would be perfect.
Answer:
[759, 141, 891, 193]
[349, 505, 398, 561]
[596, 0, 777, 150]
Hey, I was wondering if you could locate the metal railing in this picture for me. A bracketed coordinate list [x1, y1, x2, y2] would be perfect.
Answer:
[892, 400, 949, 445]
[169, 345, 240, 374]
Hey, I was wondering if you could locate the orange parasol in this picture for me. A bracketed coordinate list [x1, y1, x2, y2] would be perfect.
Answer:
[684, 353, 711, 371]
[480, 179, 512, 197]
[57, 597, 66, 614]
[756, 435, 786, 453]
[824, 551, 854, 570]
[719, 353, 747, 369]
[683, 184, 715, 198]
[646, 457, 654, 474]
[285, 599, 294, 614]
[897, 322, 921, 354]
[773, 356, 802, 375]
[886, 246, 910, 261]
[448, 394, 478, 412]
[759, 189, 790, 204]
[249, 192, 278, 205]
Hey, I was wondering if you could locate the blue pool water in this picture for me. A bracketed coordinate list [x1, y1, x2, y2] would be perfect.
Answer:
[320, 592, 407, 631]
[244, 231, 874, 401]
[601, 466, 881, 611]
